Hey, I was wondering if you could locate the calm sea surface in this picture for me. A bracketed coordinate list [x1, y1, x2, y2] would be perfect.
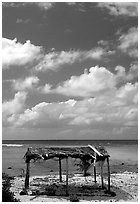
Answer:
[2, 140, 138, 177]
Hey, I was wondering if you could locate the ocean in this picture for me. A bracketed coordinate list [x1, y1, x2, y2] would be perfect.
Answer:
[2, 140, 138, 177]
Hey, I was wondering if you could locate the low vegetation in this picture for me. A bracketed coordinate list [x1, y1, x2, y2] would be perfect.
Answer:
[2, 173, 20, 202]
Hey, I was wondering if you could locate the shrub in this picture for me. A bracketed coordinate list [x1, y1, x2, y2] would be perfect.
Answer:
[69, 194, 79, 202]
[45, 185, 56, 196]
[75, 157, 92, 177]
[2, 173, 20, 202]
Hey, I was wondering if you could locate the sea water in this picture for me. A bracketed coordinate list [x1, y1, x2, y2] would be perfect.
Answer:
[2, 140, 138, 177]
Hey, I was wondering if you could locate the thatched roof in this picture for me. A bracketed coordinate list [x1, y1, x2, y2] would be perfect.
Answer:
[24, 145, 109, 163]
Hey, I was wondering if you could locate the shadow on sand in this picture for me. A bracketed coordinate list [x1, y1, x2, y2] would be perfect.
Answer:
[27, 177, 133, 201]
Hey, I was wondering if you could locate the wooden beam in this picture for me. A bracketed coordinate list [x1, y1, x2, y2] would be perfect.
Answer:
[88, 145, 103, 156]
[65, 156, 69, 195]
[93, 157, 97, 183]
[107, 157, 110, 192]
[59, 157, 62, 182]
[89, 153, 96, 159]
[100, 161, 104, 189]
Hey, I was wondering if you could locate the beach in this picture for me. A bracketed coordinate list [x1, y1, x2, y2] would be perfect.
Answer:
[2, 140, 138, 202]
[10, 171, 138, 202]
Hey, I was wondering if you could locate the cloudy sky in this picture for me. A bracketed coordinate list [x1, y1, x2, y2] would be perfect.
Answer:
[2, 1, 138, 140]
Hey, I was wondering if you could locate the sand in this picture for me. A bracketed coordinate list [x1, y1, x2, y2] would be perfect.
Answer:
[10, 171, 138, 202]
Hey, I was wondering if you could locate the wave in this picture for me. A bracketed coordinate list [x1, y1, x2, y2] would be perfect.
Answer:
[2, 144, 23, 147]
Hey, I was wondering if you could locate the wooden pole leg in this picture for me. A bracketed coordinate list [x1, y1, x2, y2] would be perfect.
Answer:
[100, 161, 104, 189]
[24, 148, 31, 191]
[93, 157, 97, 183]
[59, 157, 62, 182]
[94, 165, 97, 183]
[107, 157, 110, 192]
[25, 161, 30, 190]
[66, 156, 69, 196]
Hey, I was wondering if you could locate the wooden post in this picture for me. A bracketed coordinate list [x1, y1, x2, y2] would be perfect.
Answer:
[100, 161, 104, 189]
[25, 161, 30, 189]
[59, 157, 62, 182]
[107, 157, 110, 192]
[24, 148, 31, 190]
[94, 165, 97, 183]
[93, 153, 97, 183]
[66, 156, 69, 195]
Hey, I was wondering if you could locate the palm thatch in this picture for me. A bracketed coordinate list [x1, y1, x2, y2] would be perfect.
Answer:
[24, 145, 109, 163]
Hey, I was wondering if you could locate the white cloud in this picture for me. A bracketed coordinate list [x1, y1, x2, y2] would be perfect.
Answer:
[16, 18, 31, 24]
[116, 83, 138, 105]
[118, 27, 138, 58]
[115, 62, 138, 86]
[66, 2, 76, 6]
[35, 2, 54, 11]
[2, 92, 27, 125]
[127, 62, 138, 81]
[35, 48, 108, 72]
[47, 65, 137, 97]
[2, 2, 27, 7]
[2, 37, 111, 72]
[3, 82, 137, 130]
[2, 2, 54, 11]
[2, 38, 42, 69]
[40, 83, 52, 93]
[12, 76, 39, 91]
[98, 2, 138, 17]
[84, 47, 106, 59]
[35, 50, 81, 72]
[54, 66, 115, 97]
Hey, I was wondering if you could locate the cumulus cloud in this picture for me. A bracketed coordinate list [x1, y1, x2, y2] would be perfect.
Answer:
[3, 2, 76, 11]
[2, 2, 54, 11]
[46, 65, 137, 97]
[40, 83, 52, 93]
[54, 66, 115, 97]
[2, 2, 27, 7]
[12, 76, 39, 91]
[35, 48, 109, 72]
[16, 18, 31, 24]
[115, 62, 138, 86]
[2, 38, 112, 72]
[2, 92, 27, 126]
[35, 2, 54, 11]
[127, 62, 138, 81]
[118, 27, 138, 58]
[35, 50, 81, 72]
[3, 82, 137, 130]
[2, 38, 42, 69]
[98, 2, 138, 17]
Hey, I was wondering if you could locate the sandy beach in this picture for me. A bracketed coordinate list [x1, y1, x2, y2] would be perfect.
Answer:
[10, 170, 138, 202]
[3, 142, 138, 202]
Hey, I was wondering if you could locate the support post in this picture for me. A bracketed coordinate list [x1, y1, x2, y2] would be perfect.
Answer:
[100, 161, 104, 189]
[107, 156, 110, 192]
[25, 161, 30, 189]
[94, 165, 97, 183]
[24, 148, 31, 190]
[66, 156, 69, 195]
[59, 157, 62, 182]
[93, 153, 97, 183]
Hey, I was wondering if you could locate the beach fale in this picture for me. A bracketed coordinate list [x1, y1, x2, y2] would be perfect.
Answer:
[23, 144, 110, 195]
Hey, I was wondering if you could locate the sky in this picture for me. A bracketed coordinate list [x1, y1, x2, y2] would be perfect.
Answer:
[2, 1, 138, 140]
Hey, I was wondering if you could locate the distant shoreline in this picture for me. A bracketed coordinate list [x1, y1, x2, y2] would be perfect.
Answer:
[2, 139, 138, 141]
